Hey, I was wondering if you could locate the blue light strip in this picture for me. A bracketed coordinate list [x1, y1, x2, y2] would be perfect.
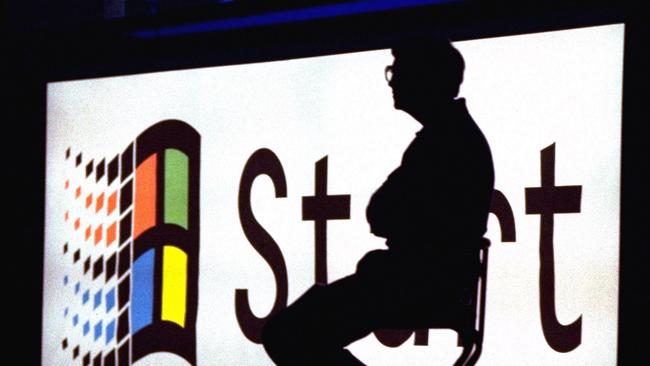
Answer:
[132, 0, 460, 38]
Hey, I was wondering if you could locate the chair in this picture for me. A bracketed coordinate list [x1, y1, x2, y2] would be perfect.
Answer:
[379, 238, 490, 365]
[424, 237, 490, 366]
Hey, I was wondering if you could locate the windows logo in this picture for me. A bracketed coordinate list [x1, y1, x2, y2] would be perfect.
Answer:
[59, 120, 200, 366]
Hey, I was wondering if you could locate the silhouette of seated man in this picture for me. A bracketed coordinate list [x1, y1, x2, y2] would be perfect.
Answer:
[261, 37, 494, 366]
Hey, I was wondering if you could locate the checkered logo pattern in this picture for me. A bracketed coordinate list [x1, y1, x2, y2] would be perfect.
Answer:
[59, 120, 200, 366]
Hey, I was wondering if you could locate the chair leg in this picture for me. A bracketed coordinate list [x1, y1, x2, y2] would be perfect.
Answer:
[454, 345, 473, 366]
[453, 330, 478, 366]
[467, 338, 483, 365]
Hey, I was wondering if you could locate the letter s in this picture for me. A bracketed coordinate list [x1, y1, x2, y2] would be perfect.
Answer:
[235, 148, 289, 344]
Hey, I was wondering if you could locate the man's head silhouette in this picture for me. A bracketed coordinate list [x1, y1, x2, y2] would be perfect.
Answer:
[387, 36, 465, 119]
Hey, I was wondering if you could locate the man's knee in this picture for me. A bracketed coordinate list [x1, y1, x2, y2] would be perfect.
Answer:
[261, 312, 290, 356]
[261, 286, 321, 346]
[261, 286, 331, 363]
[264, 308, 325, 365]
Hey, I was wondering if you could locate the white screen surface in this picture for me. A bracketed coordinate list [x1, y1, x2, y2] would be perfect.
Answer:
[44, 24, 624, 365]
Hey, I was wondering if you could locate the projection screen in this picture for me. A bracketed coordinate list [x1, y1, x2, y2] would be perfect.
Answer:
[43, 23, 624, 365]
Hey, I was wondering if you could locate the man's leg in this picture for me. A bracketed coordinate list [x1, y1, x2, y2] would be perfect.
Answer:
[261, 274, 377, 366]
[261, 248, 465, 365]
